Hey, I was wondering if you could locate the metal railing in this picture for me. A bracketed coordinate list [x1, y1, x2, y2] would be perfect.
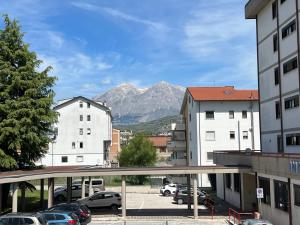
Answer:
[228, 208, 254, 225]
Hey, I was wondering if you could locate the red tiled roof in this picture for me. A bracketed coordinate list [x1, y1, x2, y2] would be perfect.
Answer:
[147, 136, 171, 147]
[187, 86, 259, 101]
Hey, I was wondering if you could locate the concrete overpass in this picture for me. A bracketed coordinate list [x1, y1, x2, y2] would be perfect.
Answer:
[0, 165, 252, 219]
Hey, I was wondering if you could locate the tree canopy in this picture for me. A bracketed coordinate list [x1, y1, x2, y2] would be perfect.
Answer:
[0, 15, 57, 170]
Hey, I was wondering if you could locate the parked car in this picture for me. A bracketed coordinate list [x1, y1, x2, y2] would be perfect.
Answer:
[54, 184, 89, 201]
[72, 178, 105, 192]
[0, 213, 48, 225]
[173, 188, 207, 205]
[160, 183, 177, 196]
[41, 211, 80, 225]
[78, 191, 121, 210]
[47, 203, 91, 225]
[241, 219, 273, 225]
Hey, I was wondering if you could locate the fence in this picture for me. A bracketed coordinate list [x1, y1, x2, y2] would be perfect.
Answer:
[228, 208, 253, 225]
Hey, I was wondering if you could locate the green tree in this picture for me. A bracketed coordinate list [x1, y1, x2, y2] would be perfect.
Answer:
[118, 134, 157, 184]
[0, 15, 57, 170]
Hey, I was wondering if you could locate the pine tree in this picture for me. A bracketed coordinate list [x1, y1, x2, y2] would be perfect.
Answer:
[0, 15, 57, 170]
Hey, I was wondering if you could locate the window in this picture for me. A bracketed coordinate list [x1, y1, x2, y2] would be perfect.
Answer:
[206, 111, 214, 119]
[72, 142, 75, 149]
[229, 111, 234, 119]
[234, 174, 240, 193]
[79, 101, 83, 108]
[87, 128, 91, 135]
[207, 152, 213, 161]
[286, 133, 300, 146]
[87, 115, 91, 121]
[272, 1, 277, 19]
[259, 177, 271, 205]
[190, 151, 193, 159]
[80, 142, 83, 148]
[273, 33, 278, 52]
[225, 174, 231, 189]
[87, 102, 90, 108]
[242, 110, 247, 118]
[284, 95, 299, 109]
[283, 57, 298, 74]
[61, 156, 68, 163]
[275, 101, 281, 119]
[281, 0, 286, 3]
[274, 180, 288, 211]
[189, 132, 192, 141]
[76, 156, 83, 162]
[274, 67, 279, 85]
[243, 131, 248, 139]
[230, 131, 235, 139]
[294, 184, 300, 206]
[282, 20, 296, 39]
[80, 115, 83, 121]
[79, 128, 83, 135]
[205, 131, 215, 141]
[189, 113, 191, 122]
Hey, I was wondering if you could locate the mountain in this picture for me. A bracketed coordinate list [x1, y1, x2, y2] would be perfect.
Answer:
[93, 81, 185, 125]
[114, 115, 182, 135]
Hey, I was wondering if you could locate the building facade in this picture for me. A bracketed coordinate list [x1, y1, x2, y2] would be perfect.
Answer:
[109, 129, 121, 166]
[216, 1, 300, 224]
[39, 96, 112, 166]
[147, 135, 172, 166]
[181, 86, 260, 187]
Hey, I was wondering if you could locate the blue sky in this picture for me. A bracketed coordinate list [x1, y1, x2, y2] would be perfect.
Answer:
[0, 0, 256, 100]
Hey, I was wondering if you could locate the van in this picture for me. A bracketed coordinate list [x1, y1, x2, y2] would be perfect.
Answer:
[72, 178, 105, 193]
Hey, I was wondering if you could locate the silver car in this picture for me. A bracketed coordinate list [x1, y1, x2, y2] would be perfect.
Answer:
[78, 191, 122, 210]
[242, 219, 273, 225]
[0, 213, 48, 225]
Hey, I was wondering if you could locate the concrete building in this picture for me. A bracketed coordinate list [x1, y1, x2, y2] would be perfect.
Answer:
[109, 129, 121, 166]
[181, 86, 260, 187]
[147, 135, 172, 166]
[39, 96, 112, 166]
[236, 1, 300, 224]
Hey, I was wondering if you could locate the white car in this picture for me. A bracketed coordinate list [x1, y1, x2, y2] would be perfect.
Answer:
[0, 213, 48, 225]
[160, 183, 177, 196]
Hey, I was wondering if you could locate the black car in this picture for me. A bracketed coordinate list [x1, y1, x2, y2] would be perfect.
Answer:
[47, 203, 91, 225]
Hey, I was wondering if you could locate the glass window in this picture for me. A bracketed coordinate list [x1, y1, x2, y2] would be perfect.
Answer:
[282, 20, 296, 39]
[55, 215, 65, 220]
[72, 142, 75, 149]
[242, 110, 247, 118]
[205, 131, 215, 141]
[273, 33, 278, 52]
[79, 101, 83, 108]
[274, 67, 279, 85]
[272, 1, 277, 19]
[24, 218, 34, 224]
[274, 180, 288, 211]
[226, 174, 231, 189]
[283, 57, 298, 74]
[234, 174, 240, 193]
[87, 102, 90, 108]
[284, 95, 299, 109]
[76, 156, 83, 162]
[80, 142, 83, 148]
[259, 177, 271, 205]
[87, 115, 91, 121]
[276, 101, 281, 119]
[79, 128, 83, 135]
[243, 131, 248, 139]
[294, 184, 300, 206]
[79, 115, 83, 121]
[230, 131, 235, 139]
[286, 133, 300, 146]
[61, 156, 68, 163]
[229, 111, 234, 119]
[189, 113, 191, 122]
[205, 111, 214, 119]
[87, 128, 91, 135]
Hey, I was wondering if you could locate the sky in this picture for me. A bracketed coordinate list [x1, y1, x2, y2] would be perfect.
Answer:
[0, 0, 257, 100]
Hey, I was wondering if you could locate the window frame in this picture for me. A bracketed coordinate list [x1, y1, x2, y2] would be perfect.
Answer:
[273, 33, 278, 52]
[225, 174, 232, 189]
[274, 180, 289, 211]
[258, 177, 271, 205]
[205, 131, 216, 141]
[275, 101, 281, 119]
[230, 131, 235, 139]
[282, 20, 296, 39]
[229, 111, 234, 119]
[294, 184, 300, 207]
[283, 57, 298, 74]
[272, 1, 277, 19]
[286, 133, 300, 146]
[233, 174, 240, 193]
[79, 142, 83, 149]
[243, 131, 249, 139]
[284, 95, 299, 110]
[274, 67, 279, 85]
[61, 156, 68, 163]
[242, 110, 247, 119]
[205, 111, 215, 119]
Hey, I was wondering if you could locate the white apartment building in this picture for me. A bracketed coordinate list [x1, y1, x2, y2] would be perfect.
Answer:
[181, 86, 260, 188]
[245, 1, 300, 224]
[39, 96, 112, 166]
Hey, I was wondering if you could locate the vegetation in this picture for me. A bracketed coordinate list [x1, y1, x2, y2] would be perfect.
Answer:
[118, 135, 157, 184]
[114, 115, 181, 135]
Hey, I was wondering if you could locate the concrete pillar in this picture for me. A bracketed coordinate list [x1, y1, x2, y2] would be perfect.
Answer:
[193, 175, 198, 219]
[88, 177, 93, 197]
[48, 178, 54, 208]
[40, 179, 44, 209]
[12, 183, 19, 213]
[0, 184, 2, 212]
[67, 177, 72, 203]
[187, 174, 192, 210]
[121, 175, 126, 218]
[81, 177, 86, 199]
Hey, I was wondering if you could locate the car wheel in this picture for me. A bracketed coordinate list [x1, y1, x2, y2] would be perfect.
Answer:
[177, 199, 183, 205]
[164, 190, 171, 196]
[56, 195, 65, 202]
[111, 204, 118, 212]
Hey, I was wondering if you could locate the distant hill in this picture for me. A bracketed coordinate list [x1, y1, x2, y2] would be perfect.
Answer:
[93, 81, 185, 125]
[114, 115, 182, 135]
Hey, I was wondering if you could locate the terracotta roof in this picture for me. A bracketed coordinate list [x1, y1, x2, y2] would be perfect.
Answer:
[147, 136, 171, 147]
[187, 86, 258, 101]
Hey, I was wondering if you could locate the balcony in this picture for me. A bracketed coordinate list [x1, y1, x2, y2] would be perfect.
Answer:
[213, 150, 300, 179]
[167, 141, 186, 151]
